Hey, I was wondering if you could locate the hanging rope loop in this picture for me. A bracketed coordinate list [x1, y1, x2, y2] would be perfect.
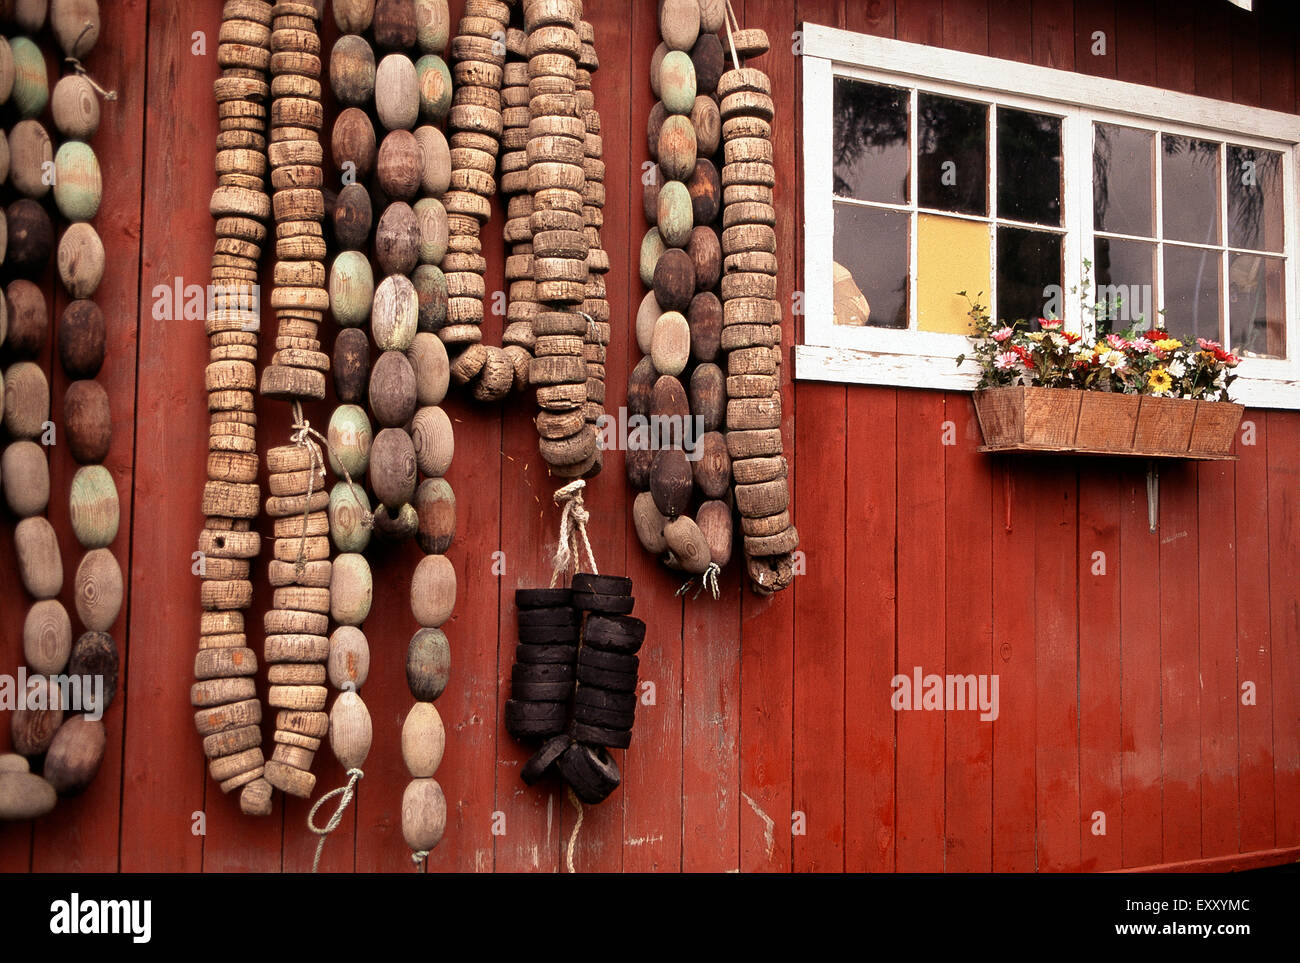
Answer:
[289, 401, 374, 575]
[307, 767, 365, 873]
[565, 785, 585, 873]
[65, 22, 118, 101]
[550, 480, 599, 586]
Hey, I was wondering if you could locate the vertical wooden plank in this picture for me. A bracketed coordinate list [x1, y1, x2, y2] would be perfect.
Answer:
[855, 0, 896, 37]
[1256, 5, 1294, 114]
[1119, 475, 1162, 868]
[896, 0, 943, 47]
[992, 462, 1037, 871]
[1032, 0, 1075, 69]
[844, 387, 897, 872]
[620, 0, 684, 874]
[893, 391, 946, 871]
[738, 0, 798, 873]
[1197, 459, 1239, 859]
[792, 382, 846, 873]
[987, 0, 1034, 64]
[1266, 411, 1300, 847]
[1228, 4, 1261, 107]
[1236, 435, 1276, 851]
[564, 0, 631, 874]
[1194, 0, 1233, 99]
[1074, 0, 1116, 78]
[1158, 463, 1202, 863]
[941, 0, 988, 53]
[119, 0, 241, 872]
[1155, 0, 1196, 94]
[1032, 464, 1080, 872]
[838, 0, 895, 879]
[943, 398, 993, 872]
[1077, 467, 1123, 871]
[1113, 0, 1157, 87]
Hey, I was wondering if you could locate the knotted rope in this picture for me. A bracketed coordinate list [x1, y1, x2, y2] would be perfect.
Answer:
[290, 400, 374, 575]
[411, 850, 429, 872]
[307, 767, 364, 873]
[676, 562, 722, 600]
[66, 23, 117, 101]
[565, 786, 584, 874]
[550, 480, 599, 587]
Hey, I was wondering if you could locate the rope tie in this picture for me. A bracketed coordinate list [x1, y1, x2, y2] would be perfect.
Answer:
[66, 23, 117, 101]
[550, 480, 599, 587]
[290, 401, 374, 574]
[307, 767, 364, 873]
[411, 850, 430, 872]
[565, 786, 584, 874]
[675, 562, 721, 601]
[722, 0, 743, 72]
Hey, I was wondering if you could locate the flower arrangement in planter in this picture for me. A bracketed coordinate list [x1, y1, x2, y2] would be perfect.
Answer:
[956, 293, 1246, 459]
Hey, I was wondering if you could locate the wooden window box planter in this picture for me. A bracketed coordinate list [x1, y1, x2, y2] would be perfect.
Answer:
[973, 386, 1245, 460]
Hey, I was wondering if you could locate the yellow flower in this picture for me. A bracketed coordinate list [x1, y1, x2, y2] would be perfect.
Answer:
[1155, 338, 1182, 351]
[1148, 368, 1173, 395]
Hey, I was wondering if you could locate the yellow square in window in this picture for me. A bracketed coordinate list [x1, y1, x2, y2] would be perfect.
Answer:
[918, 213, 991, 334]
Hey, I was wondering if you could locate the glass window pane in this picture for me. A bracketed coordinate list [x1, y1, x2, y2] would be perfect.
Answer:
[997, 227, 1062, 326]
[1094, 123, 1155, 237]
[1227, 145, 1284, 253]
[997, 108, 1062, 226]
[1093, 238, 1157, 334]
[918, 214, 990, 333]
[833, 78, 910, 205]
[833, 202, 909, 328]
[918, 94, 988, 215]
[1162, 244, 1221, 343]
[1229, 253, 1286, 358]
[1162, 136, 1221, 244]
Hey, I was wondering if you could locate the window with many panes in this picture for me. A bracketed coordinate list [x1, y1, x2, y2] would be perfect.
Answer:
[798, 25, 1300, 408]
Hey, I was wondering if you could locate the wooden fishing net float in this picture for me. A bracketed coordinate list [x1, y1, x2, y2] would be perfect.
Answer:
[1, 0, 120, 821]
[630, 0, 796, 597]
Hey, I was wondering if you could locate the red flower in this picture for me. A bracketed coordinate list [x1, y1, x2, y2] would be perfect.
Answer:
[1062, 331, 1081, 344]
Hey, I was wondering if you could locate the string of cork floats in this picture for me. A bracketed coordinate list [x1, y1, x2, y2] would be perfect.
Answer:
[2, 1, 120, 823]
[714, 4, 798, 595]
[323, 0, 454, 867]
[628, 0, 737, 590]
[192, 0, 275, 818]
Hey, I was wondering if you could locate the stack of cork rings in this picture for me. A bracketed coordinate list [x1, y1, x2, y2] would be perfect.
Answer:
[193, 0, 275, 818]
[1, 1, 119, 821]
[715, 8, 798, 595]
[508, 576, 644, 804]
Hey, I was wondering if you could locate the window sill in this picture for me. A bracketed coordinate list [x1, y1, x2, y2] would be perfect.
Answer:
[792, 343, 1300, 410]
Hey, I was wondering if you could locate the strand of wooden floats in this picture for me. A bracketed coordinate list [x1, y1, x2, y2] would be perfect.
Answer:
[631, 0, 799, 595]
[1, 1, 120, 821]
[438, 0, 612, 483]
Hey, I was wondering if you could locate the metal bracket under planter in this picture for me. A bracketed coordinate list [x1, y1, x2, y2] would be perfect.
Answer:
[972, 386, 1245, 461]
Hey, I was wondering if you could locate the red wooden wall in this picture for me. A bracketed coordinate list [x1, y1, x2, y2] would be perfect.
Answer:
[0, 0, 1297, 872]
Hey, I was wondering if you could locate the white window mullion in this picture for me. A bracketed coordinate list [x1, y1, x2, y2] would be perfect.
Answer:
[1154, 133, 1166, 330]
[1220, 141, 1231, 346]
[1063, 109, 1086, 337]
[988, 103, 998, 323]
[909, 86, 920, 332]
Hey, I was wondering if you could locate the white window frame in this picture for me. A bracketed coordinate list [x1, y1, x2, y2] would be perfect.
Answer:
[796, 23, 1300, 409]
